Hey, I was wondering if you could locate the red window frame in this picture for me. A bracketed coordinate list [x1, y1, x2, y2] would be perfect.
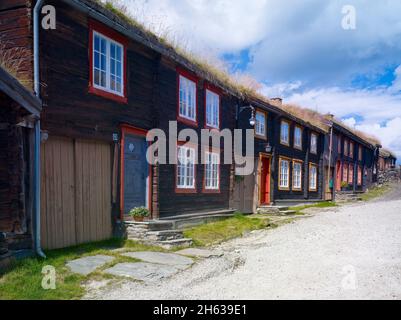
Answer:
[88, 19, 128, 104]
[343, 162, 348, 182]
[204, 82, 222, 130]
[202, 147, 221, 194]
[175, 141, 197, 194]
[177, 67, 199, 127]
[349, 163, 354, 184]
[350, 141, 354, 158]
[357, 166, 362, 185]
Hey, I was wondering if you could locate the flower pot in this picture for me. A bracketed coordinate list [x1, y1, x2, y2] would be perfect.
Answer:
[133, 216, 144, 222]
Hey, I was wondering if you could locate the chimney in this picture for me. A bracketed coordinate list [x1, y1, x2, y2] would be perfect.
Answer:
[270, 97, 283, 107]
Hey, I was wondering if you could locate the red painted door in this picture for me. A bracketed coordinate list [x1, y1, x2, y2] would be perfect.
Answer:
[260, 157, 271, 205]
[336, 161, 341, 191]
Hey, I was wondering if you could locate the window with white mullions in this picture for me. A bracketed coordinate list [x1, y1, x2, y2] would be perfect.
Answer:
[255, 111, 266, 138]
[206, 89, 219, 128]
[279, 159, 290, 189]
[294, 126, 302, 149]
[280, 120, 290, 145]
[293, 161, 302, 190]
[310, 133, 318, 154]
[205, 151, 220, 190]
[179, 75, 197, 122]
[93, 31, 124, 96]
[177, 146, 196, 189]
[309, 164, 317, 191]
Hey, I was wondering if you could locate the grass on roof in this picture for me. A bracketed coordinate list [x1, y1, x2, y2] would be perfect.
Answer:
[91, 1, 380, 145]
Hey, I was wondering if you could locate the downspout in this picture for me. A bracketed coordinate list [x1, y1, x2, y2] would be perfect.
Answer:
[327, 126, 333, 200]
[33, 0, 46, 258]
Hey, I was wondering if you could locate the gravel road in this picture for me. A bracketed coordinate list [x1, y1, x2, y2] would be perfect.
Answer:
[86, 184, 401, 300]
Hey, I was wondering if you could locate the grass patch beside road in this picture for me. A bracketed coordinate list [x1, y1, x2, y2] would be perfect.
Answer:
[289, 202, 337, 215]
[360, 184, 392, 201]
[183, 213, 272, 247]
[0, 239, 163, 300]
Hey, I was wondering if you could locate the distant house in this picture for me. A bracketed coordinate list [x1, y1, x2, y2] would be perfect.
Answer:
[233, 99, 327, 212]
[0, 66, 41, 260]
[378, 149, 397, 171]
[323, 115, 380, 199]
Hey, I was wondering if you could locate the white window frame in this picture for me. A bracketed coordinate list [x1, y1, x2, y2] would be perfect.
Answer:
[176, 145, 196, 190]
[255, 110, 267, 138]
[179, 75, 197, 122]
[205, 89, 219, 129]
[294, 126, 303, 149]
[92, 31, 124, 96]
[204, 151, 220, 190]
[309, 163, 317, 191]
[310, 133, 318, 154]
[292, 161, 302, 190]
[279, 158, 290, 189]
[280, 120, 290, 145]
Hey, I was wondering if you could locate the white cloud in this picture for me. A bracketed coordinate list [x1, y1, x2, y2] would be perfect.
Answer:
[343, 117, 357, 128]
[118, 0, 401, 160]
[120, 0, 270, 54]
[280, 85, 401, 161]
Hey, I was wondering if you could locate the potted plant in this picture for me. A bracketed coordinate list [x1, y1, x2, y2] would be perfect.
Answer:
[129, 207, 150, 222]
[340, 181, 349, 191]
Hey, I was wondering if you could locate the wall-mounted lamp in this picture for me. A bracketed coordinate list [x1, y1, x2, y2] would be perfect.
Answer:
[236, 105, 256, 127]
[264, 142, 272, 153]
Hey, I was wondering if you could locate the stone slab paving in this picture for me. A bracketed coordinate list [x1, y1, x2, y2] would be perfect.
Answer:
[104, 262, 179, 282]
[122, 252, 193, 269]
[175, 248, 224, 258]
[66, 255, 114, 275]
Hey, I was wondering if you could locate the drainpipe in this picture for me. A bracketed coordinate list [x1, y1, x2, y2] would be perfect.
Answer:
[33, 0, 46, 258]
[327, 126, 333, 200]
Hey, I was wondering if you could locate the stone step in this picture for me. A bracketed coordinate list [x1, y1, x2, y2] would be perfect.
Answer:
[146, 230, 184, 241]
[125, 220, 174, 231]
[154, 238, 193, 250]
[257, 207, 280, 214]
[280, 210, 297, 215]
[160, 209, 235, 221]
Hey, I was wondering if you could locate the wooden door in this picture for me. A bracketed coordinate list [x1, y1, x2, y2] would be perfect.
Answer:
[260, 157, 271, 205]
[123, 134, 148, 214]
[336, 161, 341, 191]
[41, 136, 112, 249]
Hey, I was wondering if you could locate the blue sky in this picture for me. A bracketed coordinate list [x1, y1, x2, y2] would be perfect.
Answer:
[120, 0, 401, 161]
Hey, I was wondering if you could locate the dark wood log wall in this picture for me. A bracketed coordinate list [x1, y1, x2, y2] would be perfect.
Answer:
[0, 0, 33, 89]
[240, 108, 325, 201]
[40, 1, 236, 218]
[332, 130, 375, 191]
[0, 94, 32, 249]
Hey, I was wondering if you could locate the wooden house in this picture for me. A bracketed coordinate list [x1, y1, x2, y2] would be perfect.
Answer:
[378, 148, 397, 171]
[0, 66, 41, 259]
[323, 116, 380, 200]
[0, 0, 385, 252]
[232, 99, 327, 212]
[1, 0, 249, 249]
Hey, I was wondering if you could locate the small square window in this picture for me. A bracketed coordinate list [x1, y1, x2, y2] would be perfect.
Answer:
[255, 110, 267, 138]
[310, 133, 318, 154]
[294, 126, 303, 149]
[89, 21, 127, 103]
[280, 120, 290, 145]
[309, 163, 318, 191]
[205, 88, 220, 129]
[178, 75, 197, 123]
